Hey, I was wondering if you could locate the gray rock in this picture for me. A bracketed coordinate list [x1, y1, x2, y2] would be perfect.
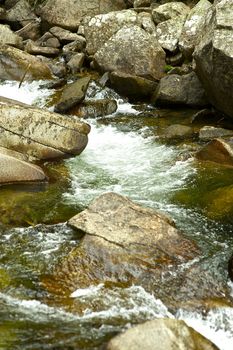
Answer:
[67, 53, 85, 74]
[39, 0, 127, 31]
[84, 10, 138, 56]
[152, 2, 190, 24]
[0, 45, 53, 81]
[155, 14, 187, 53]
[49, 26, 81, 44]
[162, 124, 194, 140]
[25, 40, 60, 57]
[68, 99, 117, 118]
[4, 0, 37, 28]
[134, 0, 151, 8]
[0, 24, 23, 48]
[196, 138, 233, 166]
[138, 11, 156, 34]
[194, 0, 233, 119]
[199, 126, 233, 141]
[107, 319, 219, 350]
[0, 102, 90, 160]
[0, 153, 46, 185]
[179, 0, 212, 59]
[62, 38, 86, 54]
[36, 32, 61, 48]
[94, 25, 166, 80]
[54, 77, 91, 113]
[109, 71, 158, 100]
[152, 72, 208, 107]
[16, 21, 41, 41]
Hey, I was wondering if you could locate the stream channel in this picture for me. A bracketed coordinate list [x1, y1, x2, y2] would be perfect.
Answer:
[0, 80, 233, 350]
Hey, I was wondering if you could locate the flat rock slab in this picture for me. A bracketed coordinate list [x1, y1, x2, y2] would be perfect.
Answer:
[0, 153, 46, 185]
[0, 102, 90, 160]
[43, 193, 199, 297]
[107, 318, 219, 350]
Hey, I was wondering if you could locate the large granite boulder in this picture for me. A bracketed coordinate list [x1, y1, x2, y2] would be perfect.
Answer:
[93, 25, 166, 80]
[152, 72, 208, 107]
[84, 9, 138, 56]
[194, 0, 233, 119]
[179, 0, 212, 59]
[0, 24, 23, 48]
[0, 102, 90, 160]
[152, 2, 190, 25]
[107, 319, 219, 350]
[39, 0, 127, 31]
[0, 45, 53, 81]
[0, 152, 46, 185]
[43, 193, 199, 296]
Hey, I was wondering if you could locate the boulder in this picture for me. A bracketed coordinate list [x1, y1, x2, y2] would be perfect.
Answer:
[0, 45, 53, 81]
[109, 71, 158, 100]
[49, 26, 81, 44]
[25, 40, 60, 57]
[134, 0, 151, 7]
[152, 2, 190, 24]
[152, 72, 208, 107]
[4, 0, 37, 28]
[155, 14, 187, 53]
[62, 38, 86, 54]
[194, 0, 233, 119]
[69, 99, 117, 118]
[0, 153, 46, 185]
[94, 25, 166, 80]
[0, 102, 90, 160]
[199, 126, 233, 141]
[54, 77, 90, 113]
[196, 138, 233, 166]
[43, 193, 199, 296]
[36, 32, 61, 48]
[84, 10, 138, 56]
[0, 24, 23, 48]
[107, 319, 219, 350]
[15, 21, 41, 41]
[67, 53, 85, 74]
[39, 0, 127, 31]
[137, 11, 156, 34]
[162, 124, 194, 140]
[179, 0, 212, 59]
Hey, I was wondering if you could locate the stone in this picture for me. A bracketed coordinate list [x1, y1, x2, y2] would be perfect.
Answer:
[39, 0, 127, 31]
[94, 25, 166, 80]
[107, 319, 219, 350]
[4, 0, 37, 28]
[62, 38, 86, 54]
[199, 126, 233, 141]
[134, 0, 151, 8]
[44, 193, 199, 296]
[0, 153, 46, 185]
[162, 124, 194, 140]
[49, 26, 81, 44]
[152, 2, 190, 24]
[69, 99, 117, 118]
[0, 102, 90, 160]
[67, 53, 85, 74]
[194, 0, 233, 119]
[25, 40, 60, 57]
[16, 20, 41, 41]
[84, 10, 138, 56]
[0, 45, 53, 81]
[137, 11, 156, 34]
[196, 138, 233, 166]
[152, 72, 208, 107]
[155, 14, 187, 53]
[0, 24, 23, 48]
[54, 77, 90, 113]
[179, 0, 212, 59]
[36, 32, 61, 48]
[109, 71, 158, 100]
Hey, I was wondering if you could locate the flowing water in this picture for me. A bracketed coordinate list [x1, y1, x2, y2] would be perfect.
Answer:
[0, 80, 233, 350]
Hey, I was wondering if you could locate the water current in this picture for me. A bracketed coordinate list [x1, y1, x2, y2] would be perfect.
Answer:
[0, 80, 232, 350]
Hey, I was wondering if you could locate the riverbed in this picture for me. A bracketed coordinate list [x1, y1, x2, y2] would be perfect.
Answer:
[0, 80, 232, 350]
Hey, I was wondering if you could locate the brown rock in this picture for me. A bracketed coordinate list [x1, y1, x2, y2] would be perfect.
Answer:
[196, 138, 233, 166]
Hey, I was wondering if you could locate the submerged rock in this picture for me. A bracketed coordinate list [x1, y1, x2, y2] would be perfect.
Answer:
[0, 45, 53, 81]
[199, 126, 233, 141]
[69, 99, 117, 118]
[43, 193, 199, 296]
[194, 0, 233, 119]
[196, 138, 233, 167]
[107, 319, 219, 350]
[162, 124, 194, 140]
[0, 102, 90, 160]
[0, 152, 46, 185]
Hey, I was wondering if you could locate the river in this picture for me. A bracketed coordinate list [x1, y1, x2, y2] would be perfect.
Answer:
[0, 80, 232, 350]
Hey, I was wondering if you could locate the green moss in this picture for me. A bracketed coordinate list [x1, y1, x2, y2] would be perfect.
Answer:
[164, 65, 174, 73]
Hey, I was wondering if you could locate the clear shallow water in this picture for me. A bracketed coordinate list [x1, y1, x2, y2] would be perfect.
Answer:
[0, 81, 233, 349]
